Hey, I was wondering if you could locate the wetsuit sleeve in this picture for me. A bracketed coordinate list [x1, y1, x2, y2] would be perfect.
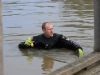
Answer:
[58, 35, 84, 57]
[59, 35, 83, 50]
[18, 37, 34, 49]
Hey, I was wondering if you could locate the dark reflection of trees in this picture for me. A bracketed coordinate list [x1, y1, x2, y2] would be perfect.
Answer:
[51, 0, 93, 17]
[67, 0, 93, 17]
[51, 0, 93, 4]
[66, 0, 93, 10]
[66, 0, 93, 4]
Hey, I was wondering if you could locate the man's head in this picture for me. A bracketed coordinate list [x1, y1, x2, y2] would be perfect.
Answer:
[42, 22, 54, 38]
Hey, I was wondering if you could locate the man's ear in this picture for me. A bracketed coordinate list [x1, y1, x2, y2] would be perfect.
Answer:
[42, 28, 46, 32]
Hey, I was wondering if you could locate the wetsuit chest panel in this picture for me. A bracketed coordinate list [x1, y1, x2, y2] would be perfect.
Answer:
[33, 34, 60, 49]
[43, 37, 57, 49]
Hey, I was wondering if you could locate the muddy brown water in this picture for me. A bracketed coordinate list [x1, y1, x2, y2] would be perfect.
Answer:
[2, 0, 94, 75]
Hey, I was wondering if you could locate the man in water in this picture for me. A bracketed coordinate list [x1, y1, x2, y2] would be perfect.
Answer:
[18, 22, 84, 57]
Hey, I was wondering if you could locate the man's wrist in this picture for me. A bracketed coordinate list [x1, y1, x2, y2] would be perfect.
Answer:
[77, 48, 85, 57]
[25, 37, 34, 47]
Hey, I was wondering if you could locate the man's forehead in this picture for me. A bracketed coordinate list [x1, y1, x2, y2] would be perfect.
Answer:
[45, 23, 53, 27]
[46, 22, 53, 25]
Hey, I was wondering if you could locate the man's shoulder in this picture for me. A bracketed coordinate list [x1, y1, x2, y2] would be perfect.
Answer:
[53, 33, 63, 39]
[54, 33, 63, 37]
[54, 33, 68, 40]
[33, 34, 43, 39]
[54, 33, 62, 36]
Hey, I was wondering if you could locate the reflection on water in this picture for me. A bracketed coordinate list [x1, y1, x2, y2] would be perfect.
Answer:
[20, 49, 55, 73]
[19, 49, 77, 75]
[20, 49, 34, 64]
[3, 0, 94, 75]
[20, 49, 54, 74]
[42, 55, 54, 74]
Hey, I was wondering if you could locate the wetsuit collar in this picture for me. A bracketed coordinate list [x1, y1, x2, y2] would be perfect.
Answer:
[42, 34, 54, 39]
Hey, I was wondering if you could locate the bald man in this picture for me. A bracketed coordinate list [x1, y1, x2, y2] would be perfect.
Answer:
[18, 22, 84, 57]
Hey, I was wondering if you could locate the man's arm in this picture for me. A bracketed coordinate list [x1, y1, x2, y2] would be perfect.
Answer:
[59, 35, 84, 57]
[18, 37, 34, 49]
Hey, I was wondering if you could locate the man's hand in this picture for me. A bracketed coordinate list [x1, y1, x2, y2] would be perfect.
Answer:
[77, 48, 85, 57]
[25, 37, 34, 47]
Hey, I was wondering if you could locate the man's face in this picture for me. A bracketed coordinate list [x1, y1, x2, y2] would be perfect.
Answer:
[43, 23, 54, 38]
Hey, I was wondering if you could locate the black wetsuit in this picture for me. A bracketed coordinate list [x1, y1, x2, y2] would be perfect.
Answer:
[18, 33, 82, 50]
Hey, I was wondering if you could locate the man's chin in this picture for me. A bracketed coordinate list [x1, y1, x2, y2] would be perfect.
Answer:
[50, 34, 53, 37]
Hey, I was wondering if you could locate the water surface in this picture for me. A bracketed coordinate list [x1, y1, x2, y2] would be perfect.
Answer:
[3, 0, 94, 75]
